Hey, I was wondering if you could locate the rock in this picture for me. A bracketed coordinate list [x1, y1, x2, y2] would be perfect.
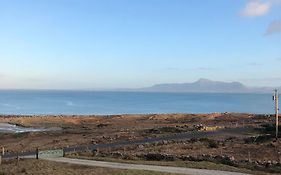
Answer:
[143, 153, 176, 161]
[229, 156, 235, 161]
[111, 152, 123, 158]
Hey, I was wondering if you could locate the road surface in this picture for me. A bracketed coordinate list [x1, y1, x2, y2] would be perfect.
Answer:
[3, 127, 250, 159]
[44, 157, 251, 175]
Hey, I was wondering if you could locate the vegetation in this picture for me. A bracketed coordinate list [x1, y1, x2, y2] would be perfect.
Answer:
[68, 155, 278, 175]
[0, 159, 176, 175]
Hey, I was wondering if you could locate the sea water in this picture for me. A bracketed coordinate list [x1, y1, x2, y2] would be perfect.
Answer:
[0, 90, 275, 115]
[0, 123, 48, 133]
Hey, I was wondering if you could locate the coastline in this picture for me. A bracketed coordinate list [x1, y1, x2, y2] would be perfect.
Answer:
[0, 113, 274, 150]
[0, 112, 280, 174]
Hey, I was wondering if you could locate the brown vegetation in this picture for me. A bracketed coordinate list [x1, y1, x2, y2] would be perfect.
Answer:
[0, 113, 280, 174]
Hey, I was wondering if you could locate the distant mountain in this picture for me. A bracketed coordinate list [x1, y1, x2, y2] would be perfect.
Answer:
[138, 78, 275, 93]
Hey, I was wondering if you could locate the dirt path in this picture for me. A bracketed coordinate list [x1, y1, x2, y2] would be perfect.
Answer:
[44, 157, 251, 175]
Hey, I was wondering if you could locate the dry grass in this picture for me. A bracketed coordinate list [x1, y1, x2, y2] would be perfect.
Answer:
[68, 155, 280, 175]
[0, 159, 176, 175]
[0, 113, 279, 174]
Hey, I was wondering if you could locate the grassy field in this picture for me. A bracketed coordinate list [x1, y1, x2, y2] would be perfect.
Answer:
[67, 155, 280, 175]
[1, 113, 280, 174]
[0, 159, 177, 175]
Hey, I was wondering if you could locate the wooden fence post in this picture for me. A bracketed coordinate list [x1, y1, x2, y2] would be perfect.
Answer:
[248, 151, 251, 162]
[96, 148, 99, 156]
[16, 153, 19, 165]
[36, 148, 39, 159]
[1, 147, 4, 156]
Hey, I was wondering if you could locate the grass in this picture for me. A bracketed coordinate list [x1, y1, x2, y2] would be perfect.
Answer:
[67, 155, 280, 175]
[0, 159, 177, 175]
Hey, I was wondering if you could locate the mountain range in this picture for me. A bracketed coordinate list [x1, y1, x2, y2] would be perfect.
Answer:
[136, 78, 277, 93]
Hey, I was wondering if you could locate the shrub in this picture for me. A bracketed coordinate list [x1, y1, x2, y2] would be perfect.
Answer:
[198, 138, 219, 148]
[208, 140, 219, 148]
[158, 127, 182, 133]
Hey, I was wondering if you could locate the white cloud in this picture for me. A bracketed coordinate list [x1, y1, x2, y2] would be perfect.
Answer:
[241, 0, 272, 17]
[265, 18, 281, 34]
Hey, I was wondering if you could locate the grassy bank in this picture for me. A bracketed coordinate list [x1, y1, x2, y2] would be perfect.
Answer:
[0, 159, 176, 175]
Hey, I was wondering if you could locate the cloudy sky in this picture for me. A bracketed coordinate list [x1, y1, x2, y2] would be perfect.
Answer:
[0, 0, 281, 89]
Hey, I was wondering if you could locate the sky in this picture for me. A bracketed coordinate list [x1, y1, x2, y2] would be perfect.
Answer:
[0, 0, 281, 90]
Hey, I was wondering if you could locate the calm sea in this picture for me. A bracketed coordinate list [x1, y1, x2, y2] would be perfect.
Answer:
[0, 90, 276, 115]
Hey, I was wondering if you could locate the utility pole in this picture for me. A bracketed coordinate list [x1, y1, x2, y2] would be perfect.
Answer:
[273, 89, 279, 140]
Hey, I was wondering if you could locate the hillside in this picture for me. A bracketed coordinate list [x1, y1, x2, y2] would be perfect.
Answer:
[139, 78, 273, 93]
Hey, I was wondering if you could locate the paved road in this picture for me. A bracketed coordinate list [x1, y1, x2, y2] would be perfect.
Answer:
[44, 157, 251, 175]
[3, 127, 250, 159]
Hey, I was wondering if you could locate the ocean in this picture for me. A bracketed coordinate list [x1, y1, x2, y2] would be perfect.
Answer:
[0, 90, 276, 115]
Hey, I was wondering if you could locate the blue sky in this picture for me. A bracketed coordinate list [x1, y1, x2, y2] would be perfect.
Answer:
[0, 0, 281, 89]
